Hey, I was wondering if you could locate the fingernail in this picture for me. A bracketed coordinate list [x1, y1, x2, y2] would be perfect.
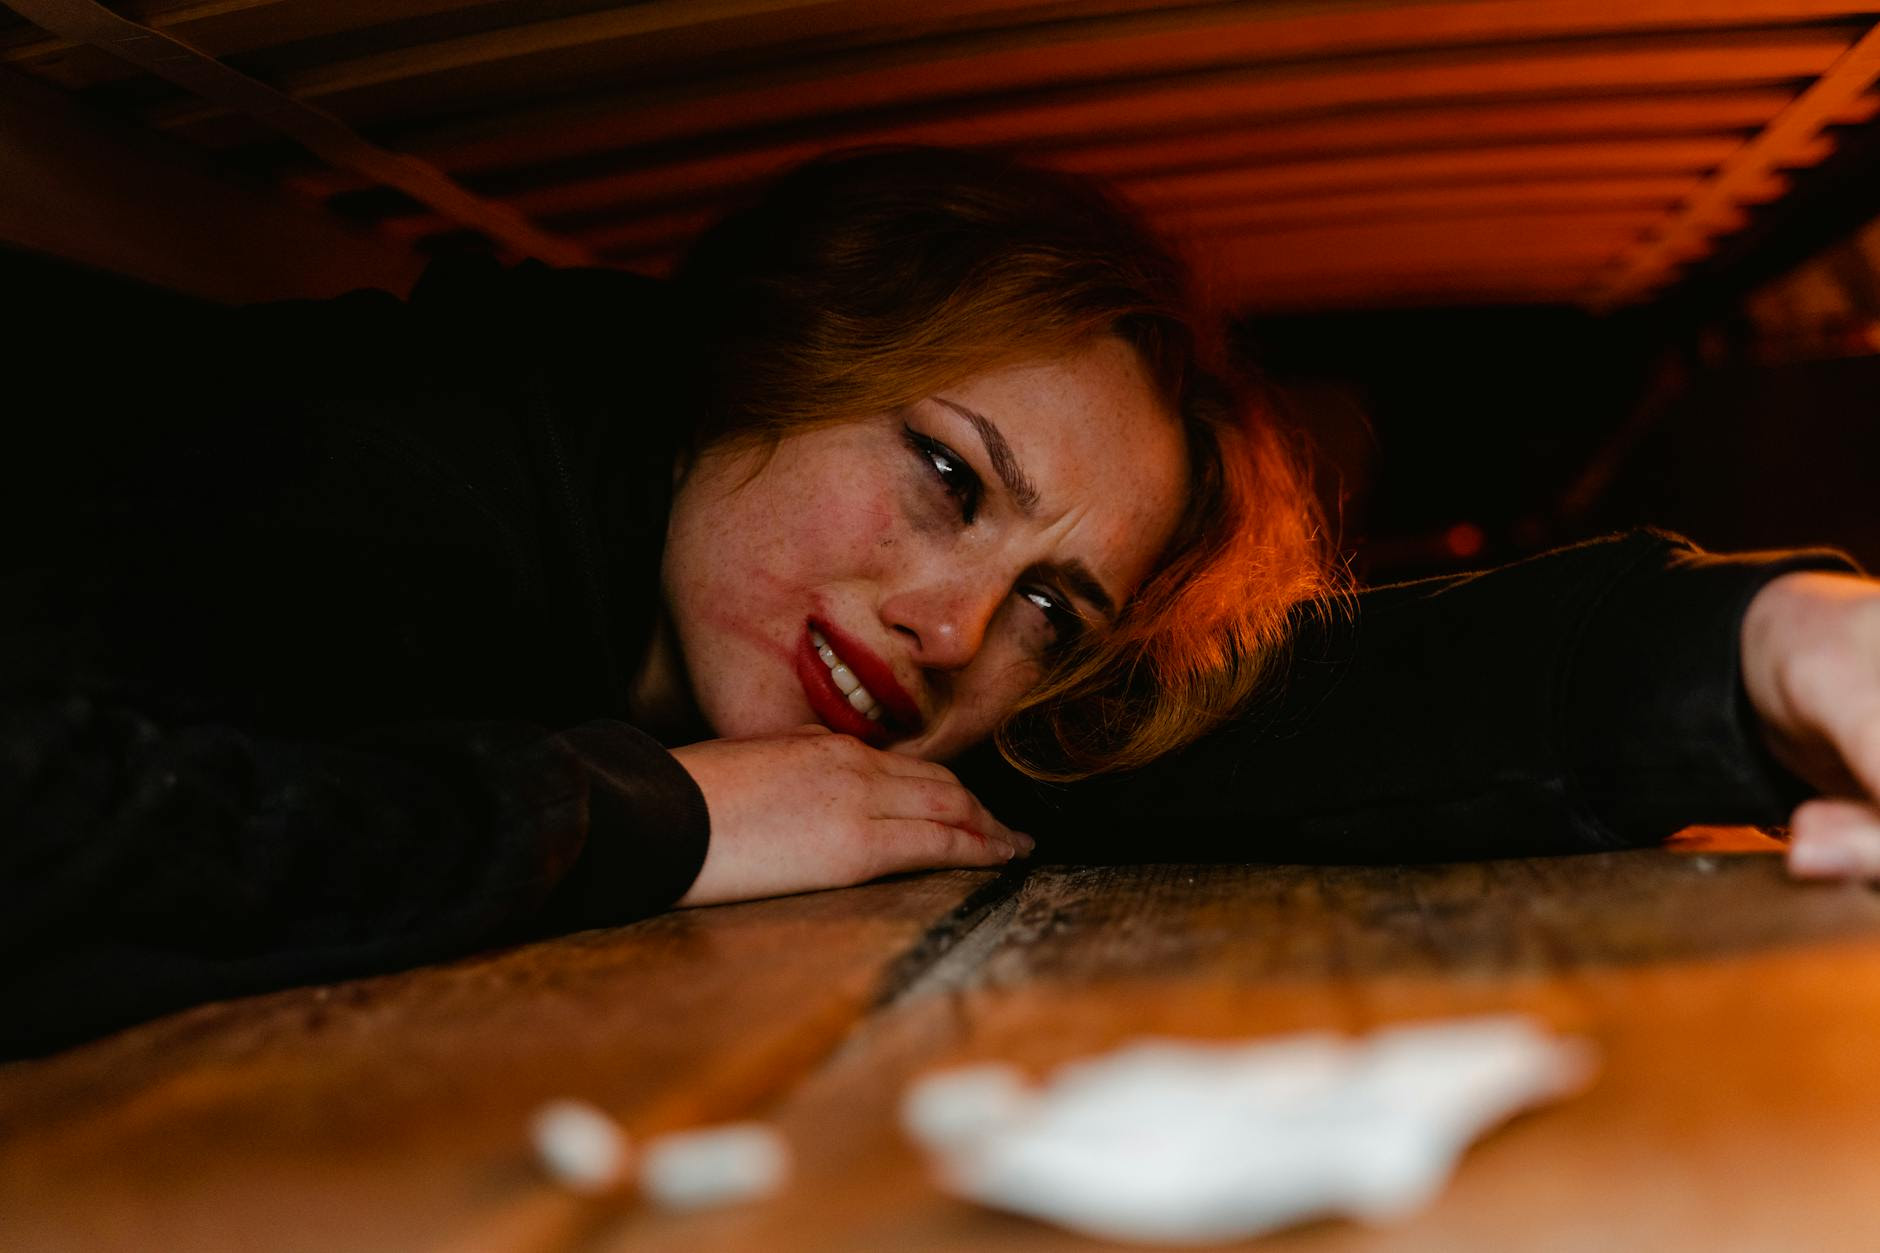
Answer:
[1012, 831, 1035, 857]
[1790, 837, 1860, 878]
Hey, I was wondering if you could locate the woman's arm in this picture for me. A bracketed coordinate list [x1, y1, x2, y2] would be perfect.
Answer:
[971, 530, 1864, 863]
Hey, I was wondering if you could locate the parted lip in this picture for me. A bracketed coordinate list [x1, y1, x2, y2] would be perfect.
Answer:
[807, 615, 923, 733]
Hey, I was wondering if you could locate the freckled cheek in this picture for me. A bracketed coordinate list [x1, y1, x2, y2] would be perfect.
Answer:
[694, 473, 905, 664]
[795, 478, 907, 578]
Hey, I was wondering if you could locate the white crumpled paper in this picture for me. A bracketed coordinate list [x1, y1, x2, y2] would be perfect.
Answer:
[901, 1014, 1594, 1244]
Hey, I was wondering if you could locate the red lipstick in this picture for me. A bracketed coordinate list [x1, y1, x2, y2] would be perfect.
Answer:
[796, 618, 921, 745]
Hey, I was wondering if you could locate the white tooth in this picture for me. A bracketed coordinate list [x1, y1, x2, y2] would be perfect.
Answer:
[817, 645, 837, 665]
[829, 663, 861, 695]
[864, 701, 883, 721]
[810, 629, 827, 648]
[847, 686, 876, 715]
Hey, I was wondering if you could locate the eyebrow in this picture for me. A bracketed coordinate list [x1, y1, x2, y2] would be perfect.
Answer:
[931, 396, 1118, 622]
[934, 397, 1039, 513]
[1054, 560, 1118, 621]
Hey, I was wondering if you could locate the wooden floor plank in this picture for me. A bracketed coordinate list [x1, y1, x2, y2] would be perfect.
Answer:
[0, 871, 1004, 1253]
[597, 854, 1880, 1251]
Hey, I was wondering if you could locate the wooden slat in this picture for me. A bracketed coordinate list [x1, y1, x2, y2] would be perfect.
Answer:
[607, 856, 1880, 1251]
[1, 0, 594, 267]
[1123, 138, 1813, 210]
[137, 3, 1880, 138]
[0, 56, 419, 301]
[422, 170, 1756, 272]
[0, 0, 517, 86]
[371, 170, 1760, 261]
[1592, 17, 1880, 305]
[0, 0, 1182, 83]
[281, 27, 1860, 197]
[338, 90, 1851, 234]
[601, 242, 1649, 302]
[0, 872, 1003, 1253]
[1229, 276, 1602, 310]
[1053, 89, 1880, 179]
[557, 201, 1688, 280]
[565, 205, 1673, 266]
[1208, 210, 1688, 262]
[1209, 250, 1648, 295]
[1167, 178, 1768, 236]
[551, 206, 722, 258]
[974, 33, 1859, 153]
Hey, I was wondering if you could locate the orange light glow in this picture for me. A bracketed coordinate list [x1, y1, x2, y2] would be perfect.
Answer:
[1444, 522, 1487, 559]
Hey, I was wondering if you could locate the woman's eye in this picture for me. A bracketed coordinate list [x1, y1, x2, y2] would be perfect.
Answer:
[1023, 586, 1084, 647]
[904, 427, 982, 524]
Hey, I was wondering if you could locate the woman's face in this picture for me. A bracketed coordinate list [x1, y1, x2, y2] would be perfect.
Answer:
[656, 335, 1189, 761]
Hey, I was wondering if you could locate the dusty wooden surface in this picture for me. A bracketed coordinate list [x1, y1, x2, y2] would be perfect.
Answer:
[8, 834, 1880, 1252]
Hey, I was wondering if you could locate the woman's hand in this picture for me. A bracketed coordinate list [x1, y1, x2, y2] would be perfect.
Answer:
[670, 726, 1032, 906]
[1739, 571, 1880, 879]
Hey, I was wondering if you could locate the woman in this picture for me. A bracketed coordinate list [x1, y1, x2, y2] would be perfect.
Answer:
[2, 147, 1875, 1056]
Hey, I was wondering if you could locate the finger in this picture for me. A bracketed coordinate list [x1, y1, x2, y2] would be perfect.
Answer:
[875, 819, 1022, 873]
[863, 754, 1033, 849]
[790, 723, 834, 736]
[872, 777, 1035, 856]
[1786, 797, 1880, 880]
[841, 744, 1036, 856]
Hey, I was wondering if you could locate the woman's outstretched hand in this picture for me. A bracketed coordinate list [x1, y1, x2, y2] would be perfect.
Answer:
[670, 726, 1032, 907]
[1740, 571, 1880, 880]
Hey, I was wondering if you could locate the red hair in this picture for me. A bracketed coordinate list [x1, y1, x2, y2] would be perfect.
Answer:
[676, 147, 1338, 778]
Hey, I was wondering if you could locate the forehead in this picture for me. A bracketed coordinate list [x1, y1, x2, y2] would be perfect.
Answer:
[935, 337, 1189, 601]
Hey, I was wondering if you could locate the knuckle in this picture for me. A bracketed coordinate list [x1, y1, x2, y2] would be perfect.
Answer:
[922, 820, 973, 858]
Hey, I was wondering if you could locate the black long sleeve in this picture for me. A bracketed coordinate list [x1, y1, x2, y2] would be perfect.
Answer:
[973, 530, 1860, 863]
[0, 700, 704, 1057]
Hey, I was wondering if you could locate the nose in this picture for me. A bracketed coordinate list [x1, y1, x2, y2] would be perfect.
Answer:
[880, 570, 1009, 672]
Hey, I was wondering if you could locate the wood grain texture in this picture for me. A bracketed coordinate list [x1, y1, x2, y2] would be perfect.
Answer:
[264, 26, 1859, 190]
[1052, 90, 1880, 179]
[1123, 137, 1815, 209]
[11, 850, 1878, 1251]
[603, 854, 1880, 1252]
[1167, 179, 1760, 236]
[285, 87, 1872, 209]
[0, 871, 1002, 1253]
[355, 93, 1838, 241]
[1593, 18, 1880, 306]
[0, 58, 420, 301]
[4, 0, 1875, 313]
[0, 0, 507, 87]
[125, 4, 1880, 143]
[4, 0, 596, 268]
